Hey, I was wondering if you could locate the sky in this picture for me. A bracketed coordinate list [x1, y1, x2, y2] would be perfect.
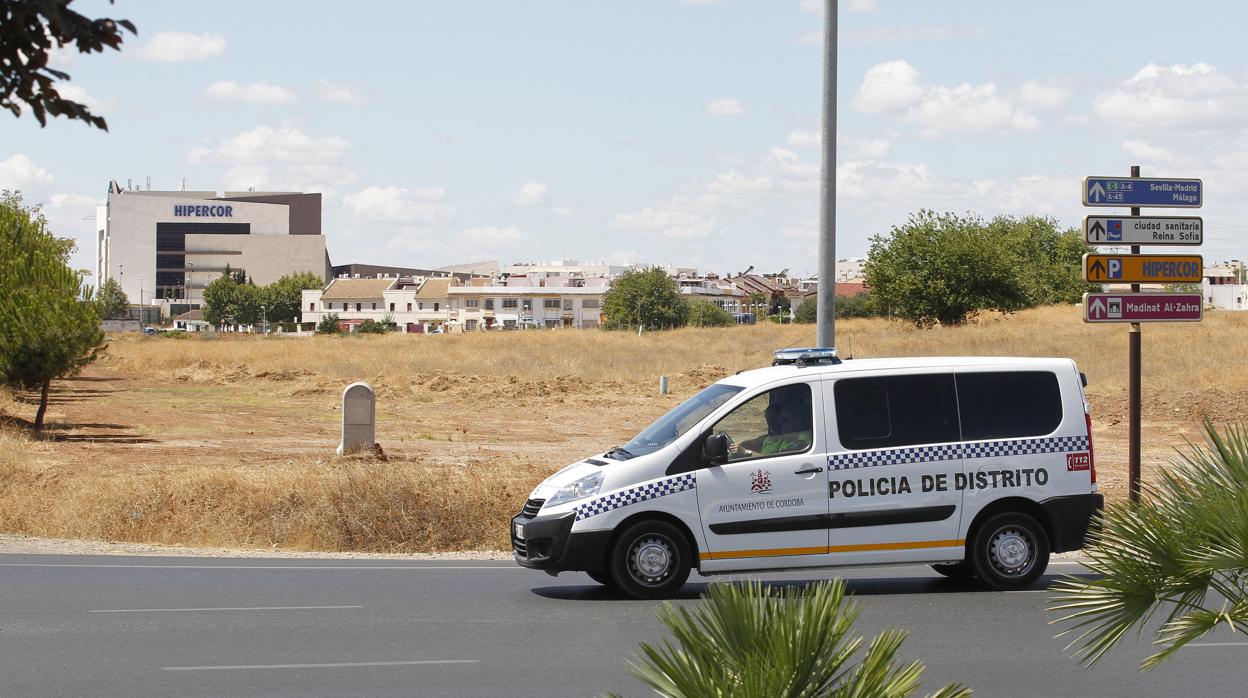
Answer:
[4, 0, 1248, 282]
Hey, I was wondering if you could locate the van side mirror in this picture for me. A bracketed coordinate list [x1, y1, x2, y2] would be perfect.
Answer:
[703, 432, 729, 464]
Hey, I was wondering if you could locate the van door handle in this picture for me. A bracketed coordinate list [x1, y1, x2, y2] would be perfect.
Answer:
[793, 466, 824, 475]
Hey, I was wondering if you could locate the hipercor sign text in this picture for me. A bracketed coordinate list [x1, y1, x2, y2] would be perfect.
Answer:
[173, 204, 233, 217]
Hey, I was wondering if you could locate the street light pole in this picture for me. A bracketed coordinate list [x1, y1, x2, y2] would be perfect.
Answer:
[815, 0, 838, 349]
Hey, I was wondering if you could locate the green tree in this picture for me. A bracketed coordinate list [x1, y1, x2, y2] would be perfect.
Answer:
[233, 281, 261, 327]
[1, 0, 136, 130]
[94, 276, 129, 319]
[201, 272, 239, 327]
[354, 319, 387, 334]
[794, 298, 818, 323]
[1052, 420, 1248, 670]
[316, 313, 341, 335]
[865, 211, 1091, 327]
[602, 268, 688, 330]
[0, 190, 106, 431]
[263, 271, 323, 323]
[612, 579, 968, 698]
[686, 300, 733, 327]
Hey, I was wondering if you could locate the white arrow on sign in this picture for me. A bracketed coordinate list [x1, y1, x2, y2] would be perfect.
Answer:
[1089, 296, 1107, 319]
[1088, 181, 1106, 203]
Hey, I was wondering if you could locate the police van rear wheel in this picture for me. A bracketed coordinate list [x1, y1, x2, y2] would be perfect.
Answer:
[610, 520, 691, 600]
[970, 512, 1050, 590]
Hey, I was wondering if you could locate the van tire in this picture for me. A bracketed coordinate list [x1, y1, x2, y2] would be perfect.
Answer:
[931, 561, 975, 580]
[609, 520, 692, 600]
[970, 512, 1050, 590]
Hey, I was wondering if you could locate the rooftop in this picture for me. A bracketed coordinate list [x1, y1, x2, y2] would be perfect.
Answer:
[320, 277, 397, 300]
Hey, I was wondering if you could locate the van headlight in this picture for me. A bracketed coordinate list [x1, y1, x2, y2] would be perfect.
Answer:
[545, 472, 604, 508]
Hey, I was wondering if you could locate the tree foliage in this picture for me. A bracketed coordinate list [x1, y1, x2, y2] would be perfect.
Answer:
[0, 0, 136, 130]
[263, 271, 323, 323]
[686, 300, 733, 327]
[602, 268, 688, 330]
[316, 313, 341, 335]
[612, 579, 969, 698]
[201, 272, 239, 327]
[864, 210, 1093, 327]
[0, 189, 106, 431]
[94, 276, 129, 319]
[794, 298, 818, 324]
[202, 269, 322, 329]
[1052, 420, 1248, 670]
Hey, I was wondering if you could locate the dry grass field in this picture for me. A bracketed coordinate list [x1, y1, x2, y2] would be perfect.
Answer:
[2, 303, 1246, 553]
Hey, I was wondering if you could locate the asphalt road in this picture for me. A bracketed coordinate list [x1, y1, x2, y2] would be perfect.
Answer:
[0, 554, 1243, 697]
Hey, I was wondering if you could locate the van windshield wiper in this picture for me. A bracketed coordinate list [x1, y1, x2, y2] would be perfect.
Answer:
[605, 445, 635, 460]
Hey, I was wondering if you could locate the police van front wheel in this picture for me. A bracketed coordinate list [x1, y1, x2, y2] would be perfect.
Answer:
[610, 520, 692, 600]
[970, 512, 1050, 590]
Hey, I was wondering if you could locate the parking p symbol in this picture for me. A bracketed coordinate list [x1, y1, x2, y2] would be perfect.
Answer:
[1107, 258, 1122, 279]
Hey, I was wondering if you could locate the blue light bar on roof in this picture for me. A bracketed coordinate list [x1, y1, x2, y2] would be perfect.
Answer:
[772, 347, 841, 367]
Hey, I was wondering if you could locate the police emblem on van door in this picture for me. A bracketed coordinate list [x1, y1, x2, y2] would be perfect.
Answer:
[750, 469, 773, 494]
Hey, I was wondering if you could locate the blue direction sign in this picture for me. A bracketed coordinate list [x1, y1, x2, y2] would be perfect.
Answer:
[1083, 176, 1202, 208]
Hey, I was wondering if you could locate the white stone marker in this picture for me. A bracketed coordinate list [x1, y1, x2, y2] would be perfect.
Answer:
[337, 381, 375, 455]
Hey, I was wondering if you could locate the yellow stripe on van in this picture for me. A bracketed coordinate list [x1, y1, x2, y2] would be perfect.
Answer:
[700, 538, 965, 561]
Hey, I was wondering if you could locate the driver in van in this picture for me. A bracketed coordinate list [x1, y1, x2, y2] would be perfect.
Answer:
[737, 386, 813, 457]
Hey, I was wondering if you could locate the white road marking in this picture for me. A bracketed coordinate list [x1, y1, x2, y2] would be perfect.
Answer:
[1189, 642, 1248, 647]
[0, 563, 517, 570]
[91, 605, 362, 613]
[163, 659, 479, 671]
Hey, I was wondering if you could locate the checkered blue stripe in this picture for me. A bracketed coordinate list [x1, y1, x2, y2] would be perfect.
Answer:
[963, 435, 1088, 459]
[828, 435, 1089, 471]
[573, 473, 696, 521]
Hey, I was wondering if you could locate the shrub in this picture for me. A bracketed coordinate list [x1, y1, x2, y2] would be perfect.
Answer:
[316, 313, 341, 335]
[686, 300, 734, 327]
[613, 579, 969, 697]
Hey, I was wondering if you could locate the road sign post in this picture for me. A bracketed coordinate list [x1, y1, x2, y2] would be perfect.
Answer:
[1082, 254, 1203, 284]
[1082, 170, 1207, 503]
[1083, 293, 1203, 322]
[1084, 215, 1203, 246]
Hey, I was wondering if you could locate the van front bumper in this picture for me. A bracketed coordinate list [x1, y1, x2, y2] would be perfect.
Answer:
[511, 510, 611, 576]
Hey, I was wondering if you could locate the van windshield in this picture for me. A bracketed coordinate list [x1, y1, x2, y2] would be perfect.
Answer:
[609, 383, 743, 459]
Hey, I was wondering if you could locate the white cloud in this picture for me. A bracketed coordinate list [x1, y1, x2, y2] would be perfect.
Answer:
[1093, 62, 1247, 130]
[1019, 81, 1071, 110]
[342, 186, 456, 225]
[0, 154, 53, 191]
[187, 124, 353, 192]
[845, 25, 985, 43]
[853, 60, 924, 113]
[706, 170, 773, 195]
[55, 84, 109, 111]
[787, 128, 820, 148]
[513, 179, 548, 207]
[1121, 139, 1174, 163]
[847, 0, 876, 11]
[613, 201, 718, 239]
[459, 226, 530, 246]
[317, 79, 363, 106]
[133, 32, 226, 62]
[844, 135, 893, 158]
[552, 206, 576, 217]
[204, 80, 297, 104]
[854, 59, 1040, 136]
[705, 98, 745, 116]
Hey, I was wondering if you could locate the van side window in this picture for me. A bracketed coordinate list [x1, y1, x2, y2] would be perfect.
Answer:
[957, 371, 1061, 440]
[834, 374, 958, 450]
[712, 384, 813, 461]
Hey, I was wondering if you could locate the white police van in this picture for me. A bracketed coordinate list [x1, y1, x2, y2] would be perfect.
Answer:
[512, 349, 1101, 599]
